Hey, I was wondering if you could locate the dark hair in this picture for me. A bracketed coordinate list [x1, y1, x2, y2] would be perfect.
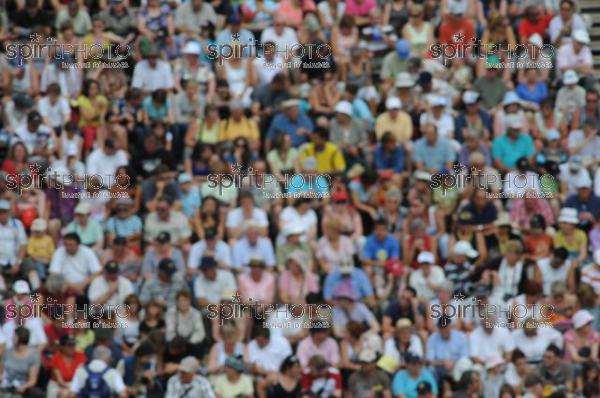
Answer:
[63, 232, 81, 244]
[457, 370, 477, 391]
[512, 348, 526, 362]
[339, 15, 355, 28]
[176, 289, 192, 300]
[47, 82, 61, 95]
[134, 340, 156, 357]
[499, 384, 515, 398]
[81, 79, 99, 97]
[152, 89, 167, 104]
[374, 219, 388, 228]
[252, 324, 270, 340]
[15, 326, 30, 346]
[546, 343, 562, 357]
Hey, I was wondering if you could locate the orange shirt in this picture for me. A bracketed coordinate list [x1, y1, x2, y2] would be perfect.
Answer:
[50, 351, 87, 382]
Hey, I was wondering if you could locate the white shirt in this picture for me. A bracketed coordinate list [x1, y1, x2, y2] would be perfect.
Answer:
[469, 326, 515, 360]
[260, 27, 299, 54]
[511, 327, 563, 362]
[2, 318, 47, 349]
[247, 334, 293, 372]
[131, 60, 174, 91]
[193, 269, 237, 305]
[537, 257, 571, 296]
[383, 335, 424, 363]
[0, 218, 27, 266]
[253, 55, 286, 85]
[559, 164, 590, 196]
[267, 306, 305, 338]
[548, 14, 587, 44]
[37, 96, 71, 128]
[408, 265, 446, 300]
[13, 123, 53, 154]
[87, 275, 134, 306]
[188, 239, 232, 270]
[86, 148, 129, 186]
[231, 236, 276, 269]
[277, 206, 318, 244]
[226, 207, 269, 230]
[503, 171, 541, 197]
[70, 360, 126, 395]
[496, 260, 523, 299]
[49, 245, 102, 283]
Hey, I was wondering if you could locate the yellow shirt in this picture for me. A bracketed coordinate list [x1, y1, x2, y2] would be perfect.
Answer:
[218, 117, 259, 142]
[375, 111, 413, 143]
[299, 142, 346, 174]
[553, 229, 587, 254]
[76, 95, 108, 128]
[27, 234, 55, 262]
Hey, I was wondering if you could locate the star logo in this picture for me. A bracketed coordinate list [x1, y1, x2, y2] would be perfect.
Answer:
[453, 292, 466, 301]
[453, 164, 466, 174]
[231, 163, 242, 174]
[29, 33, 42, 43]
[29, 163, 42, 175]
[453, 32, 465, 43]
[231, 292, 242, 303]
[30, 293, 41, 303]
[231, 32, 241, 42]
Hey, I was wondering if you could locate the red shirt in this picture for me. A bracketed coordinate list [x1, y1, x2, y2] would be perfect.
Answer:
[49, 351, 87, 382]
[301, 368, 343, 397]
[518, 15, 551, 39]
[439, 19, 475, 54]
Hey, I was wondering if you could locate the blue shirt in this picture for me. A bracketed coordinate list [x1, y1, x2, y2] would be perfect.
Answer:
[363, 234, 401, 261]
[373, 144, 406, 173]
[392, 369, 438, 398]
[564, 194, 600, 217]
[352, 97, 374, 129]
[180, 186, 201, 218]
[516, 81, 548, 105]
[266, 113, 314, 147]
[425, 330, 470, 362]
[454, 110, 492, 142]
[142, 96, 171, 122]
[491, 133, 535, 169]
[323, 269, 374, 301]
[287, 174, 329, 195]
[412, 137, 455, 171]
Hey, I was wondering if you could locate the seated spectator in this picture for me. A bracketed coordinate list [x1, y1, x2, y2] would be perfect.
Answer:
[391, 353, 438, 398]
[193, 256, 236, 307]
[300, 355, 342, 397]
[165, 356, 215, 398]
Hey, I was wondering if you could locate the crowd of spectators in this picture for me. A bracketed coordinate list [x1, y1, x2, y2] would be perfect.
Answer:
[0, 0, 599, 397]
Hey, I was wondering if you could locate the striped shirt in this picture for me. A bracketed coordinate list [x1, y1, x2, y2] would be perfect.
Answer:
[581, 263, 600, 294]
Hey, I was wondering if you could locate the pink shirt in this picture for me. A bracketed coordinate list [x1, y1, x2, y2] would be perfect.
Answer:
[297, 336, 341, 367]
[277, 0, 317, 27]
[563, 329, 600, 361]
[557, 43, 593, 71]
[278, 270, 320, 303]
[316, 236, 356, 272]
[345, 0, 376, 17]
[238, 271, 276, 304]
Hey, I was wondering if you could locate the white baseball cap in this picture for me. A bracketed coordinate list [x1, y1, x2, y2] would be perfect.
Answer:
[528, 33, 543, 47]
[558, 207, 579, 224]
[417, 251, 435, 264]
[485, 353, 504, 370]
[334, 101, 353, 116]
[563, 70, 579, 85]
[395, 72, 415, 88]
[74, 202, 92, 214]
[386, 97, 402, 110]
[462, 91, 479, 105]
[31, 218, 47, 231]
[572, 309, 594, 329]
[13, 280, 31, 295]
[182, 41, 201, 55]
[575, 172, 592, 189]
[573, 29, 591, 44]
[453, 241, 478, 258]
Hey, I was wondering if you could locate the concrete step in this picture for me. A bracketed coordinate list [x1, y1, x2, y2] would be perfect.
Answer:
[579, 0, 600, 11]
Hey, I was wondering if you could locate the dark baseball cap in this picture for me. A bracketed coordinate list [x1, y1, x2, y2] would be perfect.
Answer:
[104, 260, 119, 274]
[226, 14, 241, 25]
[28, 111, 42, 125]
[158, 258, 177, 275]
[156, 231, 171, 244]
[59, 334, 76, 346]
[199, 256, 217, 271]
[404, 352, 422, 364]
